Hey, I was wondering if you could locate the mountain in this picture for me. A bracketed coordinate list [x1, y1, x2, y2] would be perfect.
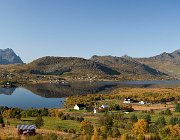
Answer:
[0, 48, 23, 64]
[90, 55, 168, 80]
[17, 56, 120, 79]
[134, 49, 180, 79]
[10, 49, 179, 80]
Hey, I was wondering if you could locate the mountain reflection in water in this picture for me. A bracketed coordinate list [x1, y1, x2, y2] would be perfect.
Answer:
[0, 87, 17, 95]
[24, 82, 118, 98]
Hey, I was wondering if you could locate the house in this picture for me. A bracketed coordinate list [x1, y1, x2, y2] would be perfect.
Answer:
[123, 98, 134, 104]
[101, 104, 109, 109]
[94, 104, 109, 113]
[94, 108, 98, 114]
[74, 104, 86, 110]
[17, 124, 36, 136]
[94, 108, 105, 114]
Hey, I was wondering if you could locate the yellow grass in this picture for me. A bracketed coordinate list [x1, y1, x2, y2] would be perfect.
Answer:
[0, 126, 71, 140]
[132, 103, 174, 111]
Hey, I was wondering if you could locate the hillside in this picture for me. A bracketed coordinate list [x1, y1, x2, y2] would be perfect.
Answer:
[13, 55, 171, 81]
[0, 48, 23, 64]
[134, 49, 180, 79]
[16, 56, 120, 79]
[90, 55, 168, 80]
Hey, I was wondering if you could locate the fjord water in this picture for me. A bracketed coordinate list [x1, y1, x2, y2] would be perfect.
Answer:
[0, 80, 180, 109]
[0, 87, 65, 109]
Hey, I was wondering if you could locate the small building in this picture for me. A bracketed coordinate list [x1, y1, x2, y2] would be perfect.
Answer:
[123, 98, 134, 104]
[94, 104, 109, 114]
[101, 104, 109, 109]
[94, 108, 105, 114]
[94, 108, 98, 114]
[17, 124, 36, 136]
[74, 104, 86, 110]
[139, 101, 148, 105]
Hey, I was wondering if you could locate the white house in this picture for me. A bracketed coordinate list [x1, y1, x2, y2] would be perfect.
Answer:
[123, 98, 134, 104]
[74, 104, 86, 110]
[94, 108, 98, 114]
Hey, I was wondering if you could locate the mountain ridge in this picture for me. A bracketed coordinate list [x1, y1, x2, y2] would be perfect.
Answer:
[134, 49, 180, 78]
[1, 48, 179, 80]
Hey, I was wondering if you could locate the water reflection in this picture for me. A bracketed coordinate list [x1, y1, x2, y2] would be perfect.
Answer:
[0, 87, 16, 95]
[0, 80, 179, 109]
[24, 82, 118, 98]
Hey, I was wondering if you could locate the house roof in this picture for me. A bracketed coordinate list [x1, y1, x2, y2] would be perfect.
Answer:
[124, 98, 134, 101]
[76, 104, 86, 107]
[101, 104, 109, 107]
[17, 124, 36, 130]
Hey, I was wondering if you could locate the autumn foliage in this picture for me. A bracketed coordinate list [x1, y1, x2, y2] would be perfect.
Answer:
[133, 119, 148, 135]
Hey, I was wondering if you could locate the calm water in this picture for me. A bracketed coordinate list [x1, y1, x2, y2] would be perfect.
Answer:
[0, 80, 180, 109]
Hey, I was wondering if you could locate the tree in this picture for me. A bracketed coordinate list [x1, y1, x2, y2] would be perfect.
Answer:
[99, 114, 113, 127]
[34, 116, 44, 128]
[175, 103, 180, 112]
[121, 134, 128, 140]
[0, 116, 5, 127]
[2, 109, 12, 125]
[91, 127, 100, 140]
[155, 116, 166, 127]
[40, 108, 49, 116]
[169, 117, 180, 125]
[133, 119, 148, 135]
[130, 114, 138, 123]
[159, 125, 180, 139]
[100, 126, 109, 139]
[80, 120, 94, 136]
[111, 127, 121, 138]
[164, 109, 172, 115]
[142, 114, 151, 123]
[148, 124, 158, 133]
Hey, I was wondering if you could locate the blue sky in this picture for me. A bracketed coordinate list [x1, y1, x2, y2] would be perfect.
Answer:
[0, 0, 180, 63]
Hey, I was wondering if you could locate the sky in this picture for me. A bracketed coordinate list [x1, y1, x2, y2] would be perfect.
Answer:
[0, 0, 180, 63]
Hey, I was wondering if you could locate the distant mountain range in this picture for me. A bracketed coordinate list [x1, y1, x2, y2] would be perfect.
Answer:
[1, 48, 180, 80]
[134, 49, 180, 79]
[0, 48, 23, 64]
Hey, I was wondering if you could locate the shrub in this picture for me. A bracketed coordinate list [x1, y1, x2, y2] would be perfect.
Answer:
[130, 114, 138, 123]
[0, 116, 5, 127]
[111, 127, 121, 138]
[34, 116, 44, 128]
[155, 116, 166, 127]
[164, 109, 172, 115]
[175, 103, 180, 112]
[58, 112, 64, 118]
[0, 116, 4, 124]
[169, 117, 180, 125]
[142, 114, 151, 123]
[68, 129, 76, 134]
[100, 126, 109, 139]
[148, 124, 158, 133]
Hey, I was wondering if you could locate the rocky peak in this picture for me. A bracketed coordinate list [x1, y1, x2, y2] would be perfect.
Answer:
[0, 48, 23, 65]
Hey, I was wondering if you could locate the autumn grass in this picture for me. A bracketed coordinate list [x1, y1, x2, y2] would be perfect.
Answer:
[42, 117, 80, 132]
